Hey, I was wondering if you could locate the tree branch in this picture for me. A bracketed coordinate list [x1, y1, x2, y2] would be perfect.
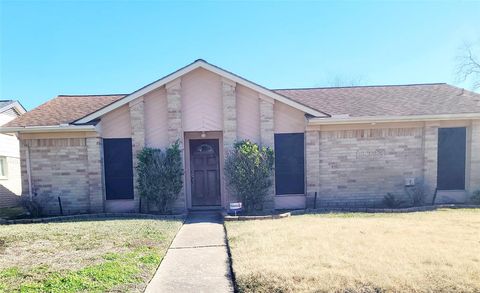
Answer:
[456, 42, 480, 90]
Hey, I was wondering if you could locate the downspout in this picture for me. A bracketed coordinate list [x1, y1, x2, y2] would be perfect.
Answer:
[25, 145, 33, 200]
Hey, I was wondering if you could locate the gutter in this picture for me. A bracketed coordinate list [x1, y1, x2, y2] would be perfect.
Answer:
[307, 113, 480, 125]
[0, 124, 97, 133]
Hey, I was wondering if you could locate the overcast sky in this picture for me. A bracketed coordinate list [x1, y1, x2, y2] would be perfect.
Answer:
[1, 1, 479, 110]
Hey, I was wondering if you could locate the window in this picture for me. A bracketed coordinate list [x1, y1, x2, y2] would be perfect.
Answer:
[103, 138, 134, 200]
[274, 133, 305, 195]
[437, 127, 466, 190]
[0, 157, 7, 179]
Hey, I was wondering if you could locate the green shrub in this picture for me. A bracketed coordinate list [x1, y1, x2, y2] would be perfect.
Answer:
[383, 193, 404, 208]
[224, 140, 274, 212]
[405, 186, 426, 206]
[21, 196, 43, 218]
[471, 190, 480, 205]
[136, 141, 183, 213]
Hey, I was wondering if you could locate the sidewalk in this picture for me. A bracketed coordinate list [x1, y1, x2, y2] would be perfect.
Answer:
[145, 212, 234, 293]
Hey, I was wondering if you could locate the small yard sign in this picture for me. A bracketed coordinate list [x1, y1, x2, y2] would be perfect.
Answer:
[230, 202, 242, 210]
[229, 202, 242, 216]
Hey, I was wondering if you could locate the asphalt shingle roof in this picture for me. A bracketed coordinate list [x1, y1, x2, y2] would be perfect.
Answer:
[4, 83, 480, 128]
[4, 95, 126, 127]
[274, 83, 480, 117]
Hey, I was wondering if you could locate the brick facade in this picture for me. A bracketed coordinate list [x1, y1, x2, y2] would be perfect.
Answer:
[86, 137, 104, 213]
[259, 99, 274, 147]
[305, 130, 320, 206]
[20, 138, 93, 215]
[222, 78, 237, 206]
[313, 127, 424, 207]
[166, 79, 186, 211]
[423, 122, 439, 200]
[259, 98, 275, 210]
[303, 122, 480, 208]
[469, 120, 480, 192]
[222, 78, 237, 152]
[129, 97, 145, 212]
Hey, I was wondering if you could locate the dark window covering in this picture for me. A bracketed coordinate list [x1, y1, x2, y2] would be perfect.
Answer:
[274, 133, 305, 195]
[437, 127, 466, 190]
[103, 138, 134, 200]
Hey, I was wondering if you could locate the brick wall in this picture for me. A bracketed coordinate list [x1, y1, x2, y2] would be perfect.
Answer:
[314, 127, 424, 207]
[305, 130, 320, 206]
[129, 97, 145, 212]
[259, 99, 275, 210]
[166, 79, 186, 211]
[86, 137, 104, 213]
[423, 122, 439, 200]
[20, 137, 103, 215]
[469, 120, 480, 193]
[222, 78, 238, 206]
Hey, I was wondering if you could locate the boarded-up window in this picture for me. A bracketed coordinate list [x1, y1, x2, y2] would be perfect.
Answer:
[103, 138, 134, 200]
[274, 133, 305, 195]
[437, 127, 466, 190]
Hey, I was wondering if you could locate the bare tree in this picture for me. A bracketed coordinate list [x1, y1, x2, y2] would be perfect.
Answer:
[456, 42, 480, 90]
[320, 74, 366, 87]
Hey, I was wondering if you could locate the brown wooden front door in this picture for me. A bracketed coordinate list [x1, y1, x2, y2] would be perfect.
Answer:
[190, 139, 221, 206]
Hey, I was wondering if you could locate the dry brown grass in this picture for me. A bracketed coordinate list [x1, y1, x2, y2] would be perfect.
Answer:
[226, 209, 480, 293]
[0, 218, 182, 292]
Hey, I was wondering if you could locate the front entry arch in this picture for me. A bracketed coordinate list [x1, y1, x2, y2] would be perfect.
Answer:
[189, 139, 221, 207]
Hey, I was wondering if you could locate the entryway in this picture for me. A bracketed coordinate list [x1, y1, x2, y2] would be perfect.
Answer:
[189, 139, 221, 207]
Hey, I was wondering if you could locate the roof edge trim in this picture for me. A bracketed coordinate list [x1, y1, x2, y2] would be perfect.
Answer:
[308, 113, 480, 125]
[0, 124, 96, 134]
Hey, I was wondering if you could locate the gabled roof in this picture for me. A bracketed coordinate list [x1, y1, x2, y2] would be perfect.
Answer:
[0, 100, 27, 115]
[3, 61, 480, 130]
[4, 95, 125, 127]
[74, 59, 327, 124]
[274, 83, 480, 118]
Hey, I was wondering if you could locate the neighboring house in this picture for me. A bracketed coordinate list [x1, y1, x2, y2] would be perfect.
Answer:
[1, 60, 479, 215]
[0, 100, 26, 208]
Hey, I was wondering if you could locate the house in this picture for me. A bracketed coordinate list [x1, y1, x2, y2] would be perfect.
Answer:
[1, 60, 479, 215]
[0, 100, 26, 208]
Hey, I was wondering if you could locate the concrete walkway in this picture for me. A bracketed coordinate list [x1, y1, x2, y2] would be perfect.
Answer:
[145, 212, 234, 293]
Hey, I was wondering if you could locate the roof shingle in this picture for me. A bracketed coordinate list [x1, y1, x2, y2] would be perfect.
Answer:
[4, 95, 125, 127]
[4, 83, 480, 128]
[274, 83, 480, 117]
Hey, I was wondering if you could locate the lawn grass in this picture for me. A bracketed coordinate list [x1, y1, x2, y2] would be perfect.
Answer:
[226, 209, 480, 293]
[0, 218, 182, 292]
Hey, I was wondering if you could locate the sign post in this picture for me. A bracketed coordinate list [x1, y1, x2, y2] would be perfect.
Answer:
[229, 202, 242, 216]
